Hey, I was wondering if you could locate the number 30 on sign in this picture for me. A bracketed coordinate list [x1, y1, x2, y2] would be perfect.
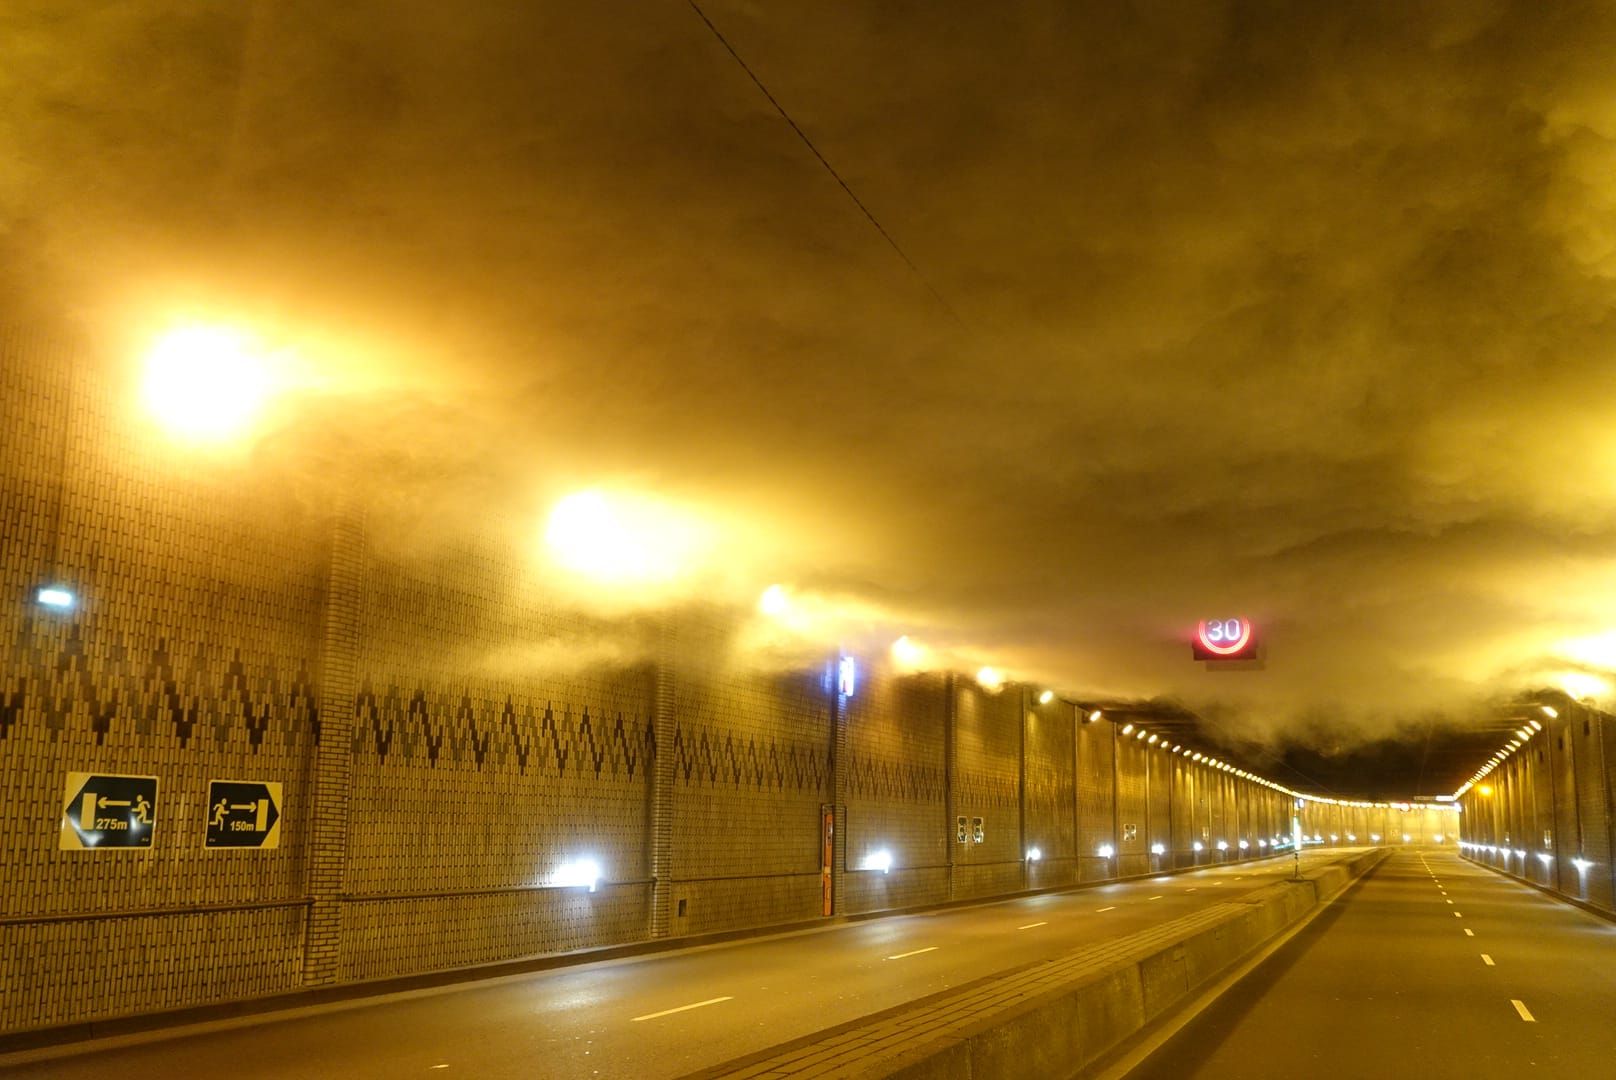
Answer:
[1193, 618, 1258, 661]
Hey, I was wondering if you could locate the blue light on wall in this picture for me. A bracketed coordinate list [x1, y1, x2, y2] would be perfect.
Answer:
[837, 655, 856, 697]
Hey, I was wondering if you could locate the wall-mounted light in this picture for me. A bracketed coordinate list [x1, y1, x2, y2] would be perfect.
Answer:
[861, 849, 894, 874]
[1193, 841, 1204, 852]
[1026, 846, 1042, 862]
[1150, 842, 1165, 855]
[1097, 844, 1115, 858]
[36, 587, 75, 610]
[552, 857, 602, 893]
[837, 655, 857, 697]
[1037, 689, 1055, 705]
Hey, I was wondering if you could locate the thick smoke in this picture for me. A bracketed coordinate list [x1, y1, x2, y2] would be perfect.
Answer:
[7, 1, 1616, 771]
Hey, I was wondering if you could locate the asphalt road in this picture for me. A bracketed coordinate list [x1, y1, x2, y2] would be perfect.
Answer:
[5, 849, 1354, 1079]
[1128, 849, 1616, 1080]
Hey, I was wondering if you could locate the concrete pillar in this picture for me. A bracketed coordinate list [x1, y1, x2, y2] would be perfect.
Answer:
[1018, 688, 1028, 889]
[303, 501, 363, 986]
[648, 624, 676, 937]
[1071, 707, 1082, 877]
[945, 673, 957, 900]
[830, 663, 849, 915]
[1110, 721, 1120, 879]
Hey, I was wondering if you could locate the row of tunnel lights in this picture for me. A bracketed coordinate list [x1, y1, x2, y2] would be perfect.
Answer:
[865, 832, 1437, 875]
[1034, 695, 1435, 814]
[1450, 706, 1553, 801]
[548, 827, 1451, 890]
[1458, 840, 1594, 875]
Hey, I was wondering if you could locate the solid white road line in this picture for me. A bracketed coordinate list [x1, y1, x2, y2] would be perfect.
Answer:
[1097, 906, 1117, 912]
[631, 996, 734, 1022]
[1482, 954, 1495, 966]
[1017, 921, 1047, 930]
[1511, 999, 1536, 1022]
[886, 946, 938, 960]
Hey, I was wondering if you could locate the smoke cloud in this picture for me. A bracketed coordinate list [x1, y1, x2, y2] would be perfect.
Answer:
[8, 1, 1616, 793]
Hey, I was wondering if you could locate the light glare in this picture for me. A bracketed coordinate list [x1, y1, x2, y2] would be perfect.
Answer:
[141, 326, 273, 441]
[37, 587, 74, 610]
[861, 849, 893, 873]
[545, 490, 710, 587]
[552, 857, 602, 892]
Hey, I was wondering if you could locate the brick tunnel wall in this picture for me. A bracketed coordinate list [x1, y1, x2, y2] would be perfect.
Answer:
[0, 327, 1407, 1033]
[1459, 699, 1616, 916]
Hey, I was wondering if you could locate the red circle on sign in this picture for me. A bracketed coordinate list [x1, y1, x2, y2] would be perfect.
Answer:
[1196, 618, 1253, 656]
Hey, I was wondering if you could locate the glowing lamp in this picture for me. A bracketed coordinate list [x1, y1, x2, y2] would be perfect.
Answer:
[37, 587, 74, 610]
[837, 656, 856, 698]
[552, 858, 602, 893]
[141, 325, 274, 441]
[861, 849, 893, 873]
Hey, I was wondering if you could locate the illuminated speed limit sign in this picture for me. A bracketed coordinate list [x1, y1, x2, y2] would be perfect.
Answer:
[1193, 617, 1259, 661]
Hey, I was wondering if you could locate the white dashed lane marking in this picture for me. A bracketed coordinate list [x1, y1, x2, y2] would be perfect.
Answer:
[1512, 999, 1536, 1022]
[1482, 954, 1495, 966]
[1097, 906, 1117, 912]
[885, 947, 938, 961]
[631, 996, 734, 1022]
[1017, 921, 1047, 930]
[1465, 929, 1475, 937]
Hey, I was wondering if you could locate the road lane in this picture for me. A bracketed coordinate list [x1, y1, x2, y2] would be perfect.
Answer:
[1128, 850, 1616, 1079]
[4, 850, 1359, 1080]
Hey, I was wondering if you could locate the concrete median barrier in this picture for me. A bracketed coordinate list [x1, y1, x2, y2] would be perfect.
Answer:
[691, 848, 1391, 1080]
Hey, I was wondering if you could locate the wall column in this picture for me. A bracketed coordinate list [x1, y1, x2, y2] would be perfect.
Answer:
[830, 664, 849, 916]
[945, 673, 958, 900]
[649, 623, 676, 938]
[303, 500, 363, 986]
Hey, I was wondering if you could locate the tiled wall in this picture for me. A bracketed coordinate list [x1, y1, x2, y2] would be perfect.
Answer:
[1, 327, 1400, 1034]
[1460, 697, 1616, 914]
[2, 328, 325, 1032]
[843, 667, 948, 913]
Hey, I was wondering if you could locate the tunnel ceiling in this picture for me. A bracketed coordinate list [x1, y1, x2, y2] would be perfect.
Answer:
[10, 3, 1616, 768]
[1109, 697, 1562, 801]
